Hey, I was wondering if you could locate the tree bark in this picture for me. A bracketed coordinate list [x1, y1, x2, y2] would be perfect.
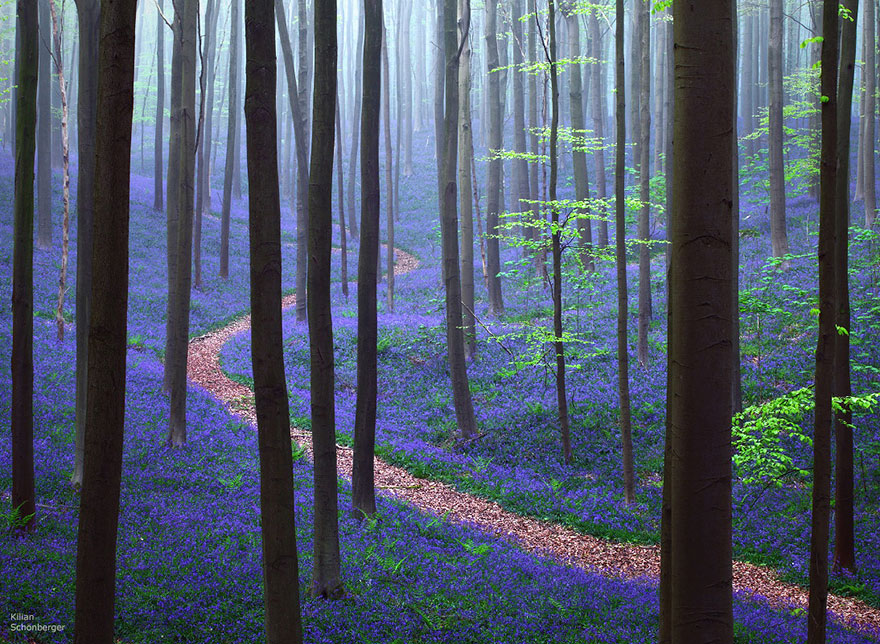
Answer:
[769, 0, 789, 261]
[399, 0, 413, 176]
[527, 0, 540, 259]
[863, 0, 876, 228]
[807, 0, 838, 640]
[346, 13, 364, 237]
[511, 0, 529, 248]
[382, 22, 394, 308]
[154, 0, 166, 211]
[220, 0, 241, 279]
[353, 0, 382, 520]
[669, 1, 735, 640]
[589, 10, 609, 248]
[73, 1, 137, 639]
[485, 0, 504, 314]
[615, 0, 635, 507]
[12, 0, 38, 533]
[335, 72, 349, 299]
[37, 0, 52, 250]
[458, 0, 476, 358]
[244, 0, 306, 638]
[636, 0, 651, 366]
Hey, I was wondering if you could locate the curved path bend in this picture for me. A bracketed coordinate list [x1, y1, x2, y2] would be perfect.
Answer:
[187, 244, 880, 636]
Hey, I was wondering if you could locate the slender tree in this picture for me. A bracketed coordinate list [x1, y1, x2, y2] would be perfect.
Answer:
[832, 0, 860, 576]
[346, 13, 364, 237]
[399, 0, 413, 176]
[527, 0, 541, 261]
[807, 0, 838, 639]
[154, 0, 166, 211]
[353, 0, 382, 520]
[668, 0, 735, 640]
[36, 0, 51, 250]
[71, 0, 99, 488]
[307, 0, 344, 599]
[511, 0, 530, 239]
[381, 22, 395, 307]
[458, 0, 476, 358]
[220, 0, 241, 278]
[11, 0, 38, 533]
[335, 86, 349, 298]
[166, 0, 198, 447]
[294, 0, 311, 322]
[862, 0, 875, 228]
[244, 0, 305, 638]
[589, 7, 609, 248]
[768, 0, 789, 262]
[614, 0, 635, 506]
[636, 0, 651, 366]
[485, 0, 504, 314]
[73, 0, 137, 639]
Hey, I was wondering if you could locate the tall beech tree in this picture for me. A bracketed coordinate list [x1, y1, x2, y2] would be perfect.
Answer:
[36, 0, 51, 250]
[381, 22, 395, 307]
[863, 0, 876, 228]
[244, 0, 305, 638]
[614, 0, 634, 507]
[484, 0, 504, 314]
[73, 0, 137, 639]
[309, 0, 344, 599]
[807, 0, 838, 639]
[511, 0, 530, 235]
[668, 0, 735, 640]
[346, 13, 364, 237]
[832, 0, 859, 577]
[768, 0, 789, 262]
[458, 0, 476, 358]
[353, 0, 382, 520]
[12, 0, 38, 533]
[72, 0, 99, 488]
[440, 0, 478, 439]
[165, 0, 198, 447]
[589, 7, 609, 248]
[636, 0, 651, 366]
[153, 0, 165, 211]
[294, 0, 312, 322]
[220, 0, 241, 278]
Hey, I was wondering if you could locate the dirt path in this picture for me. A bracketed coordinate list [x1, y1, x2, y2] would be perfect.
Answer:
[186, 245, 879, 637]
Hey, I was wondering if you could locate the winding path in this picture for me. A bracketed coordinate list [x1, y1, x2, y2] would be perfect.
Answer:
[187, 244, 880, 636]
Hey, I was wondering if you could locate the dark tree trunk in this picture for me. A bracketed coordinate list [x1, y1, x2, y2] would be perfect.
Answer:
[154, 0, 166, 211]
[589, 10, 609, 248]
[244, 0, 305, 638]
[166, 0, 198, 447]
[353, 0, 382, 520]
[220, 0, 241, 279]
[72, 1, 137, 640]
[36, 0, 51, 250]
[615, 0, 635, 507]
[636, 0, 651, 366]
[441, 0, 478, 439]
[309, 0, 344, 599]
[669, 0, 735, 639]
[832, 0, 859, 576]
[807, 0, 838, 640]
[12, 0, 38, 533]
[769, 0, 789, 261]
[294, 0, 312, 322]
[485, 0, 504, 314]
[72, 0, 99, 489]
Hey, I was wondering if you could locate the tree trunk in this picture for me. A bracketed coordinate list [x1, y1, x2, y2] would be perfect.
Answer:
[669, 1, 735, 639]
[832, 0, 859, 576]
[863, 0, 876, 228]
[485, 0, 504, 314]
[769, 0, 789, 261]
[441, 0, 478, 439]
[335, 70, 349, 299]
[12, 0, 38, 533]
[807, 0, 838, 640]
[353, 0, 382, 520]
[382, 23, 395, 309]
[220, 0, 241, 279]
[565, 5, 592, 274]
[590, 10, 609, 249]
[293, 0, 312, 322]
[511, 0, 529, 246]
[166, 0, 198, 447]
[399, 0, 413, 176]
[458, 0, 476, 359]
[527, 0, 540, 259]
[308, 0, 344, 599]
[73, 1, 136, 639]
[346, 12, 364, 239]
[154, 0, 166, 211]
[636, 0, 651, 366]
[37, 0, 51, 250]
[243, 0, 306, 638]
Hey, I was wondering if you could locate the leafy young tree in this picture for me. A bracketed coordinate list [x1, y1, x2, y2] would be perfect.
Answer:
[353, 0, 382, 520]
[73, 0, 137, 639]
[310, 0, 344, 599]
[11, 0, 38, 533]
[244, 0, 305, 638]
[668, 0, 735, 639]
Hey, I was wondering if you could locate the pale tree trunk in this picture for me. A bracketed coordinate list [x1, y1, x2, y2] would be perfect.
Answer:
[37, 0, 51, 250]
[863, 0, 876, 227]
[614, 0, 635, 507]
[511, 0, 529, 245]
[636, 0, 651, 366]
[295, 0, 312, 322]
[12, 0, 38, 533]
[807, 0, 838, 640]
[73, 1, 136, 639]
[346, 12, 364, 237]
[72, 0, 99, 488]
[220, 0, 240, 279]
[590, 9, 609, 248]
[527, 0, 540, 260]
[154, 0, 165, 211]
[335, 57, 349, 299]
[669, 0, 735, 639]
[309, 0, 344, 599]
[166, 0, 198, 447]
[382, 22, 395, 310]
[769, 0, 789, 262]
[441, 0, 478, 439]
[458, 0, 476, 359]
[485, 0, 504, 314]
[243, 0, 306, 637]
[399, 0, 413, 176]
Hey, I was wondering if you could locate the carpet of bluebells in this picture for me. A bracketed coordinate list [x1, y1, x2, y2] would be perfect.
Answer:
[1, 116, 879, 644]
